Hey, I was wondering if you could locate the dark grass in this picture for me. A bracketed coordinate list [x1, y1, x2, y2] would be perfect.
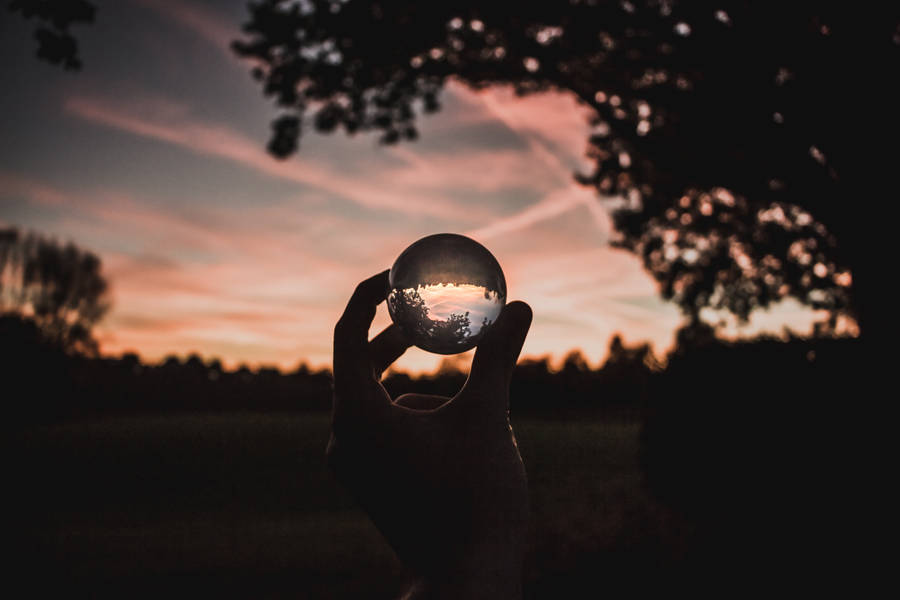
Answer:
[10, 412, 686, 598]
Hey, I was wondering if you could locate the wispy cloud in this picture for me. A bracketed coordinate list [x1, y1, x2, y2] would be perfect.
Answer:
[467, 184, 606, 241]
[444, 83, 611, 240]
[0, 172, 72, 207]
[384, 144, 565, 194]
[2, 173, 375, 367]
[462, 85, 594, 170]
[64, 95, 480, 221]
[49, 83, 679, 370]
[132, 0, 239, 57]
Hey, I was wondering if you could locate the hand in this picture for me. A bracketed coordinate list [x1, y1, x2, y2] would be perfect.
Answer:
[326, 270, 532, 599]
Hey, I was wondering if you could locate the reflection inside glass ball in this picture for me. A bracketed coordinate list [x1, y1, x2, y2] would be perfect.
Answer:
[388, 234, 507, 354]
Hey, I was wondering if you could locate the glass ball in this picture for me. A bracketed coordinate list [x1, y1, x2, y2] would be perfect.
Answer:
[388, 233, 507, 354]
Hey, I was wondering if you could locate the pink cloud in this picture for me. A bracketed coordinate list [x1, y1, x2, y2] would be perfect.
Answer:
[2, 176, 377, 368]
[467, 184, 607, 241]
[132, 0, 238, 56]
[64, 95, 481, 221]
[63, 80, 603, 240]
[384, 145, 568, 194]
[0, 172, 73, 207]
[383, 82, 593, 195]
[456, 84, 595, 168]
[98, 249, 347, 369]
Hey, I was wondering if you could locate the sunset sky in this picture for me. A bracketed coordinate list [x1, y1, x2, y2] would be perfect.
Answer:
[0, 0, 829, 373]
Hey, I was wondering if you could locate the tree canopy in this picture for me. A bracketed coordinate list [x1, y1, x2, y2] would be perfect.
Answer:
[234, 1, 898, 338]
[0, 227, 109, 354]
[7, 0, 96, 69]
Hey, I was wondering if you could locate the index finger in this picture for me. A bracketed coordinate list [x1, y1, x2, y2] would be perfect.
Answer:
[369, 324, 411, 379]
[333, 270, 390, 402]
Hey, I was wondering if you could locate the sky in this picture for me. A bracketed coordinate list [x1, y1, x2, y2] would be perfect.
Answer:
[0, 0, 831, 373]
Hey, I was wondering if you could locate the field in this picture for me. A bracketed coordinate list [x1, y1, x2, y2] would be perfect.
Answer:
[12, 412, 691, 598]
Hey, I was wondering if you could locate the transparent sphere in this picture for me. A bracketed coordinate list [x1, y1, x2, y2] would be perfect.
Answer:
[388, 233, 507, 354]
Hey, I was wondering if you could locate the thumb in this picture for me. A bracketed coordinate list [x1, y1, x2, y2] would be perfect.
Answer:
[459, 301, 532, 407]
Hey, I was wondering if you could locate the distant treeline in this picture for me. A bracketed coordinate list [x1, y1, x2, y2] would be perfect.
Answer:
[2, 314, 860, 426]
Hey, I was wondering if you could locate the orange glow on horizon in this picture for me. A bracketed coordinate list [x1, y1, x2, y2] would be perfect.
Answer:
[2, 26, 843, 375]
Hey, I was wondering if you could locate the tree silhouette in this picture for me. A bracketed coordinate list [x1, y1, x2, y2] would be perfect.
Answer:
[388, 286, 473, 352]
[429, 310, 471, 346]
[0, 227, 109, 354]
[234, 2, 898, 341]
[388, 286, 432, 341]
[8, 0, 96, 69]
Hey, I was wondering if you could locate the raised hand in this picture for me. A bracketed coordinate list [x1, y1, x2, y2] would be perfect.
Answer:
[327, 270, 532, 599]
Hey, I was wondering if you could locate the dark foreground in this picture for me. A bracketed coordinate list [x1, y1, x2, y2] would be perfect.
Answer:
[12, 412, 694, 599]
[6, 329, 862, 597]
